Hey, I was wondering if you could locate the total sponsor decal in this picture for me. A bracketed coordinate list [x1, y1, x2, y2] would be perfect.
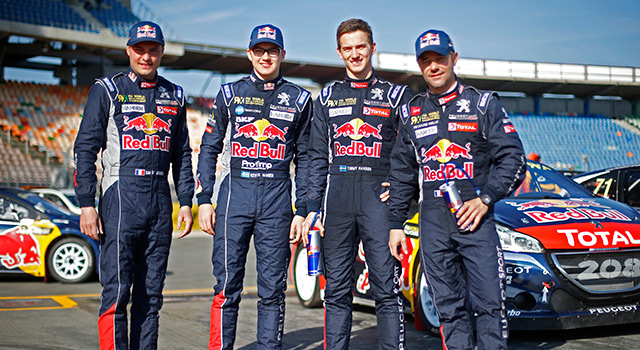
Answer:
[333, 118, 382, 140]
[448, 122, 477, 132]
[123, 113, 172, 135]
[362, 106, 390, 118]
[504, 125, 517, 133]
[157, 105, 178, 115]
[233, 119, 288, 142]
[0, 227, 41, 269]
[517, 222, 640, 249]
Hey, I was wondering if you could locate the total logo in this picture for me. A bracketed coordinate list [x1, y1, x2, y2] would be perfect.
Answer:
[333, 118, 382, 140]
[0, 227, 41, 269]
[234, 119, 288, 142]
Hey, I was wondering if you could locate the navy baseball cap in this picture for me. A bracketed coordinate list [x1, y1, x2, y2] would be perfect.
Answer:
[249, 24, 284, 49]
[415, 29, 454, 59]
[127, 21, 164, 46]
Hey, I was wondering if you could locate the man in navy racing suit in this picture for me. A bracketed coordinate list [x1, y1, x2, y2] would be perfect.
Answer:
[73, 21, 194, 349]
[196, 24, 312, 350]
[387, 29, 526, 350]
[301, 18, 412, 350]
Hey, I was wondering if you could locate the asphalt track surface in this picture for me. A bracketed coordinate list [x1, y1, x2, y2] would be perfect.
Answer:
[1, 232, 639, 349]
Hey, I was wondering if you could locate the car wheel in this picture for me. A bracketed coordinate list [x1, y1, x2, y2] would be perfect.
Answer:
[293, 243, 322, 308]
[47, 237, 95, 283]
[415, 262, 441, 337]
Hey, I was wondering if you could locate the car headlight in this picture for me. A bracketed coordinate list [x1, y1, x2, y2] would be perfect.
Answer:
[496, 224, 544, 253]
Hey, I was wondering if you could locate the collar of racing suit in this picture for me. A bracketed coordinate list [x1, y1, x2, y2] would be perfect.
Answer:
[249, 71, 285, 91]
[426, 78, 464, 107]
[126, 68, 158, 88]
[344, 69, 378, 89]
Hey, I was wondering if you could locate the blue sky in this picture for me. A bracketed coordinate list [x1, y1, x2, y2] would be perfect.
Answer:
[6, 0, 640, 97]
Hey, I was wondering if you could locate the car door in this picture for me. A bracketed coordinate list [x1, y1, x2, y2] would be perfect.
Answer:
[620, 168, 640, 210]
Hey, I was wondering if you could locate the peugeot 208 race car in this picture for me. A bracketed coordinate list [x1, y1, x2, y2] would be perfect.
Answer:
[291, 161, 640, 335]
[0, 187, 98, 283]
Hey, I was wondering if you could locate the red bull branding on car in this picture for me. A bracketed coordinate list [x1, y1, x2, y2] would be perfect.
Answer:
[420, 139, 474, 181]
[0, 227, 41, 269]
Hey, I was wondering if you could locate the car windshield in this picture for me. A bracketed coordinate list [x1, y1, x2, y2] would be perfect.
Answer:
[510, 161, 594, 199]
[15, 191, 74, 217]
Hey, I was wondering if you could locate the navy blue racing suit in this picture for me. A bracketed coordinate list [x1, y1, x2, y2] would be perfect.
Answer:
[388, 80, 526, 350]
[74, 68, 194, 350]
[306, 72, 412, 350]
[196, 72, 312, 350]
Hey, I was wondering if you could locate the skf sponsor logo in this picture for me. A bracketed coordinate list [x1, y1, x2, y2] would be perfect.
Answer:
[0, 227, 41, 269]
[558, 228, 640, 248]
[420, 32, 440, 48]
[234, 119, 288, 142]
[123, 113, 172, 135]
[448, 122, 477, 132]
[421, 139, 472, 163]
[157, 106, 177, 115]
[333, 118, 382, 140]
[231, 142, 285, 160]
[257, 26, 276, 40]
[410, 106, 421, 116]
[136, 24, 157, 39]
[363, 106, 390, 118]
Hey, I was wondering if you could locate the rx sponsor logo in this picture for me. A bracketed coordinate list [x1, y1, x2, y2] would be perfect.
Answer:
[456, 99, 470, 113]
[370, 88, 384, 100]
[277, 92, 290, 106]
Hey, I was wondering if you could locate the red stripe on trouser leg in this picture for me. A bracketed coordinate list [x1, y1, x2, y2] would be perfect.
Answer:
[209, 292, 226, 350]
[98, 302, 117, 350]
[323, 306, 327, 350]
[440, 324, 448, 350]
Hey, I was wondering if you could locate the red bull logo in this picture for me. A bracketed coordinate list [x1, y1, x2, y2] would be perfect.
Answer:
[123, 113, 172, 135]
[258, 26, 276, 39]
[507, 199, 610, 211]
[420, 32, 440, 48]
[234, 119, 288, 142]
[333, 118, 382, 140]
[334, 141, 381, 158]
[136, 24, 156, 38]
[0, 227, 41, 269]
[423, 163, 474, 182]
[421, 139, 472, 163]
[122, 134, 171, 152]
[231, 142, 286, 160]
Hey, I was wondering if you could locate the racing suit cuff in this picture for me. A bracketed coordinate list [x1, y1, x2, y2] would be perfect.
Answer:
[480, 185, 499, 206]
[388, 217, 405, 230]
[307, 199, 322, 214]
[294, 204, 307, 217]
[178, 195, 193, 208]
[196, 193, 212, 206]
[78, 194, 96, 208]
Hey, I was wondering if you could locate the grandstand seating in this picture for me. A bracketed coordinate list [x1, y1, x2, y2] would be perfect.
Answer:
[0, 0, 98, 33]
[510, 115, 640, 172]
[89, 0, 140, 37]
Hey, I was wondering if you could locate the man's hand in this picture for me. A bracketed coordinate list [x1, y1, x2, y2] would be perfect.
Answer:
[455, 197, 489, 232]
[301, 211, 324, 246]
[198, 204, 216, 236]
[176, 205, 194, 238]
[379, 182, 390, 202]
[389, 229, 408, 261]
[80, 207, 101, 241]
[289, 215, 305, 244]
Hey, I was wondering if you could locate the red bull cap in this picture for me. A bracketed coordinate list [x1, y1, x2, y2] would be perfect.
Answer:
[249, 24, 284, 49]
[415, 29, 454, 59]
[127, 21, 164, 46]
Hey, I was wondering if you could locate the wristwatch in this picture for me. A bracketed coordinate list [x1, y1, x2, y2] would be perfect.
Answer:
[480, 193, 492, 206]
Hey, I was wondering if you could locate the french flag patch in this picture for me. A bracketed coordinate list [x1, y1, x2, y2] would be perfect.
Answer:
[135, 169, 146, 176]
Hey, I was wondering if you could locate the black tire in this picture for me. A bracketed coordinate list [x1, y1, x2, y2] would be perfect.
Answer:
[293, 243, 322, 308]
[47, 237, 95, 283]
[414, 262, 441, 337]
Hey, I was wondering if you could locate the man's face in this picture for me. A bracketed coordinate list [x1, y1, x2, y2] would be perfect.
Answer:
[247, 43, 285, 81]
[126, 42, 164, 80]
[417, 51, 458, 95]
[337, 30, 376, 80]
